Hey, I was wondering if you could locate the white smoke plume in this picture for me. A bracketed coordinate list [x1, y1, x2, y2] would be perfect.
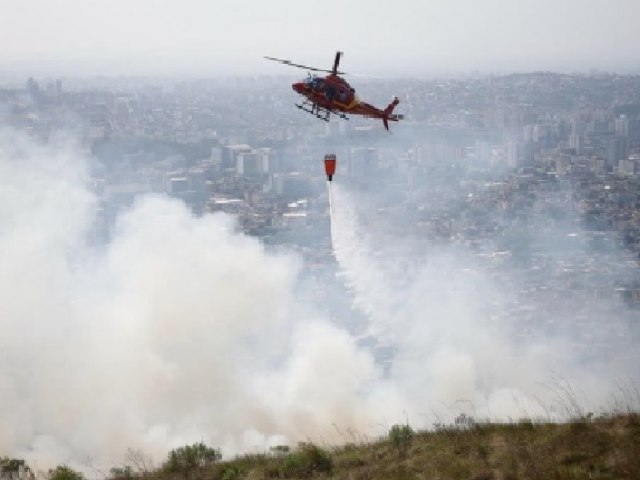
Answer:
[0, 130, 378, 469]
[329, 183, 640, 424]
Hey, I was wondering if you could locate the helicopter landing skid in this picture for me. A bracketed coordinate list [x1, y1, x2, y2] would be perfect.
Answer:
[296, 102, 329, 121]
[295, 102, 349, 122]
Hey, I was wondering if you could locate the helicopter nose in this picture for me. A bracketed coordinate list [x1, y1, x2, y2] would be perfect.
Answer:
[292, 82, 305, 94]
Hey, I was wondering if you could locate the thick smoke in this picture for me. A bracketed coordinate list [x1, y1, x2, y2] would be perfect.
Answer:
[1, 130, 638, 471]
[0, 130, 377, 469]
[329, 183, 639, 423]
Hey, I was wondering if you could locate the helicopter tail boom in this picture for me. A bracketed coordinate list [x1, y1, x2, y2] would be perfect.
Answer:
[382, 97, 401, 130]
[383, 97, 400, 116]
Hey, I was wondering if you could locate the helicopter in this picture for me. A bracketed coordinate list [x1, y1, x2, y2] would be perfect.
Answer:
[265, 51, 403, 130]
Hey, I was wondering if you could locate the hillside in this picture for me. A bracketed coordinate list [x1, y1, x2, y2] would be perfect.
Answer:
[5, 414, 639, 480]
[113, 414, 640, 480]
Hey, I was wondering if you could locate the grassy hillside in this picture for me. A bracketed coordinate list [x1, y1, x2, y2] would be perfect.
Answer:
[5, 414, 639, 480]
[108, 414, 640, 480]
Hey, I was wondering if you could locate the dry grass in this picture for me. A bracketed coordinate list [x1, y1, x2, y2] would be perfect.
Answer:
[110, 414, 640, 480]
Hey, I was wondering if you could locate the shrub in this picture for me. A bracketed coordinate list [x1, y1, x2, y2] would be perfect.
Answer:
[1, 458, 28, 475]
[109, 466, 134, 480]
[220, 465, 242, 480]
[281, 443, 332, 477]
[269, 445, 290, 456]
[48, 465, 85, 480]
[389, 424, 414, 455]
[163, 442, 222, 479]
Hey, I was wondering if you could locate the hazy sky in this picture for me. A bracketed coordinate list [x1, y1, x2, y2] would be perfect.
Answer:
[1, 0, 639, 77]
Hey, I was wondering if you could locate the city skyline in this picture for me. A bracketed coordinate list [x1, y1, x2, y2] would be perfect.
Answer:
[1, 0, 640, 77]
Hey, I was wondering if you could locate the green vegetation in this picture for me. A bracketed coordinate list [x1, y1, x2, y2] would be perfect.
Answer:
[1, 458, 28, 474]
[4, 415, 640, 480]
[388, 424, 414, 456]
[109, 466, 134, 480]
[48, 465, 85, 480]
[148, 415, 640, 480]
[279, 443, 333, 477]
[162, 442, 221, 479]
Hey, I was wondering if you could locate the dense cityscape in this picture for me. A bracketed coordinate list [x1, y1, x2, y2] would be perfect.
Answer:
[2, 72, 640, 283]
[3, 72, 640, 322]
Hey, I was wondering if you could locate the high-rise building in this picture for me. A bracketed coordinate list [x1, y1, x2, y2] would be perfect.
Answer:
[614, 115, 629, 137]
[236, 151, 269, 176]
[569, 133, 584, 154]
[272, 173, 311, 198]
[556, 154, 570, 176]
[618, 158, 635, 175]
[221, 144, 252, 168]
[571, 120, 586, 136]
[606, 137, 628, 168]
[507, 142, 533, 168]
[591, 157, 606, 175]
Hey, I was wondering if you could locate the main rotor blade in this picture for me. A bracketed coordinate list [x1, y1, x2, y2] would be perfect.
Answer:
[332, 51, 342, 75]
[264, 56, 345, 75]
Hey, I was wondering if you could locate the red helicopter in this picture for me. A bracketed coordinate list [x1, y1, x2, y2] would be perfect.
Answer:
[265, 51, 403, 130]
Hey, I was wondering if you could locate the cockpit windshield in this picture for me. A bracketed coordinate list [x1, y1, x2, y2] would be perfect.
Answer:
[305, 77, 323, 90]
